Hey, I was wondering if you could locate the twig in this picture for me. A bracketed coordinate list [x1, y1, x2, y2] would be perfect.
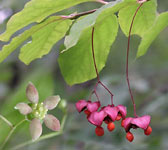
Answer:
[0, 115, 13, 128]
[61, 0, 108, 20]
[96, 0, 108, 5]
[0, 119, 27, 150]
[62, 9, 97, 20]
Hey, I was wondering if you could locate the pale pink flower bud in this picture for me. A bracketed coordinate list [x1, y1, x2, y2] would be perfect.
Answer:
[43, 95, 60, 110]
[44, 114, 60, 131]
[26, 82, 39, 103]
[29, 118, 42, 141]
[15, 103, 32, 115]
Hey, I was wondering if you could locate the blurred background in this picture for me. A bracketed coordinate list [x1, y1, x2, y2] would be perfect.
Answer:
[0, 0, 168, 149]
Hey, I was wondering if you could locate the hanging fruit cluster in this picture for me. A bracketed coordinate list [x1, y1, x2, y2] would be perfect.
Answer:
[75, 0, 152, 142]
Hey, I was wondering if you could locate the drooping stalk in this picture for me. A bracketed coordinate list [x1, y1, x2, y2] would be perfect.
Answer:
[126, 3, 143, 117]
[91, 27, 100, 82]
[91, 27, 114, 105]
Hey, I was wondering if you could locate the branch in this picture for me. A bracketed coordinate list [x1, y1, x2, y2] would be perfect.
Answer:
[61, 0, 109, 20]
[96, 0, 108, 5]
[62, 9, 97, 20]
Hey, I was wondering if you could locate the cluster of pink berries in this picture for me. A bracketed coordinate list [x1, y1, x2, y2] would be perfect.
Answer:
[75, 99, 152, 142]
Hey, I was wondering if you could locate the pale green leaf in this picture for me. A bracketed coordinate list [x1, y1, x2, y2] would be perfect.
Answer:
[58, 12, 118, 85]
[19, 18, 72, 65]
[64, 0, 136, 50]
[0, 0, 95, 41]
[137, 12, 168, 57]
[118, 0, 157, 37]
[0, 16, 72, 64]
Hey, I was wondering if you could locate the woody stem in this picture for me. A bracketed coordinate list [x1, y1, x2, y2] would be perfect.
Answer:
[126, 3, 143, 117]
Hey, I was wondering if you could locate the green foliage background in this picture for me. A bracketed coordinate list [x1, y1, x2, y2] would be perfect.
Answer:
[0, 0, 168, 149]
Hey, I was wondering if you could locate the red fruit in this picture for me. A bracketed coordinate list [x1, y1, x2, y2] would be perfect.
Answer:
[84, 110, 91, 116]
[95, 126, 104, 136]
[121, 119, 125, 127]
[144, 126, 152, 136]
[107, 122, 115, 132]
[116, 114, 122, 121]
[126, 132, 134, 142]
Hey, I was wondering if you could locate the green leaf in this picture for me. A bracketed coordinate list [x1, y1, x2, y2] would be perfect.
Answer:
[118, 0, 157, 37]
[58, 0, 138, 85]
[58, 12, 118, 85]
[0, 16, 72, 64]
[0, 0, 95, 42]
[137, 12, 168, 57]
[19, 18, 72, 65]
[64, 0, 135, 51]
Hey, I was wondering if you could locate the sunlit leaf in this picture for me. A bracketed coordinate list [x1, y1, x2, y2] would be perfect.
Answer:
[137, 12, 168, 57]
[64, 0, 136, 50]
[0, 0, 95, 41]
[19, 18, 72, 65]
[118, 0, 157, 37]
[0, 17, 72, 64]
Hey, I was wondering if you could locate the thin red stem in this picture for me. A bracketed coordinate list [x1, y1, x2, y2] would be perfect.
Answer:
[93, 90, 100, 101]
[89, 82, 100, 101]
[91, 27, 100, 82]
[99, 81, 114, 105]
[91, 27, 114, 105]
[126, 3, 143, 117]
